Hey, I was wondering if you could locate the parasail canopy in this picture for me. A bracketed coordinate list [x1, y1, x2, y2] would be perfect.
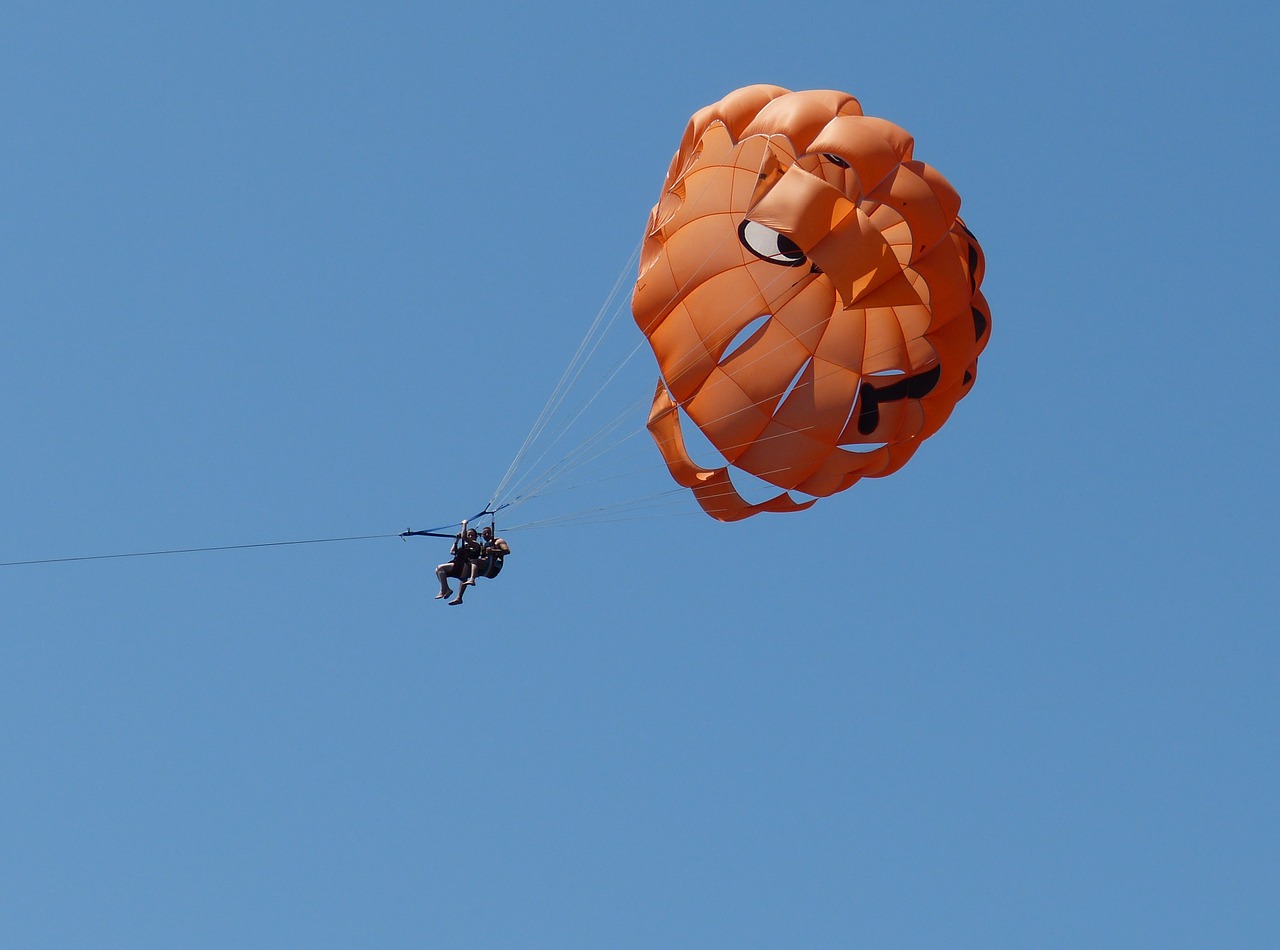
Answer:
[631, 85, 991, 521]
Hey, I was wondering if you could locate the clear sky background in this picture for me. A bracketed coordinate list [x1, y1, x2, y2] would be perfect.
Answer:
[3, 2, 1276, 947]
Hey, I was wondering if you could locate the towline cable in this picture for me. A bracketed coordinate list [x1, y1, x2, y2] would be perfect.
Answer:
[0, 533, 402, 568]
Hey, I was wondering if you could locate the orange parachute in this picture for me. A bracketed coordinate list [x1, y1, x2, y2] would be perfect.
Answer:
[631, 85, 991, 521]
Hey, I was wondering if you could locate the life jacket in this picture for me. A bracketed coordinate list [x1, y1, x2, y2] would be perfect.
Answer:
[452, 536, 482, 565]
[479, 540, 506, 579]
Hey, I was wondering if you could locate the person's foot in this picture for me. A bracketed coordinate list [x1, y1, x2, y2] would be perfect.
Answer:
[436, 588, 453, 599]
[462, 579, 476, 587]
[448, 596, 464, 606]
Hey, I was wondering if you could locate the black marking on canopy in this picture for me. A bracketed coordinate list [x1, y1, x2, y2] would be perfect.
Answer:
[856, 364, 942, 435]
[972, 305, 988, 342]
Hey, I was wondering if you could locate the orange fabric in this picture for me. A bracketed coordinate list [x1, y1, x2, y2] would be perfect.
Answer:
[632, 86, 991, 520]
[646, 383, 816, 521]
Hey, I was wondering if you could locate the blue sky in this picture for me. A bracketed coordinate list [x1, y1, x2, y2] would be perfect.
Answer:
[2, 2, 1277, 946]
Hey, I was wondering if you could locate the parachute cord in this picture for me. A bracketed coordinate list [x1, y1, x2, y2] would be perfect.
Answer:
[508, 508, 693, 531]
[493, 363, 653, 510]
[503, 425, 659, 509]
[490, 330, 645, 510]
[488, 241, 642, 510]
[0, 532, 401, 568]
[508, 456, 680, 505]
[503, 489, 692, 531]
[487, 254, 630, 507]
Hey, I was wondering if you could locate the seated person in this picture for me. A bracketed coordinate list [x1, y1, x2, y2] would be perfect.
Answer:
[436, 528, 481, 604]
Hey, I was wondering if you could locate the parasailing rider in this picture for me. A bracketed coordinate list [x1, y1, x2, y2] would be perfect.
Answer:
[436, 528, 481, 605]
[463, 526, 510, 590]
